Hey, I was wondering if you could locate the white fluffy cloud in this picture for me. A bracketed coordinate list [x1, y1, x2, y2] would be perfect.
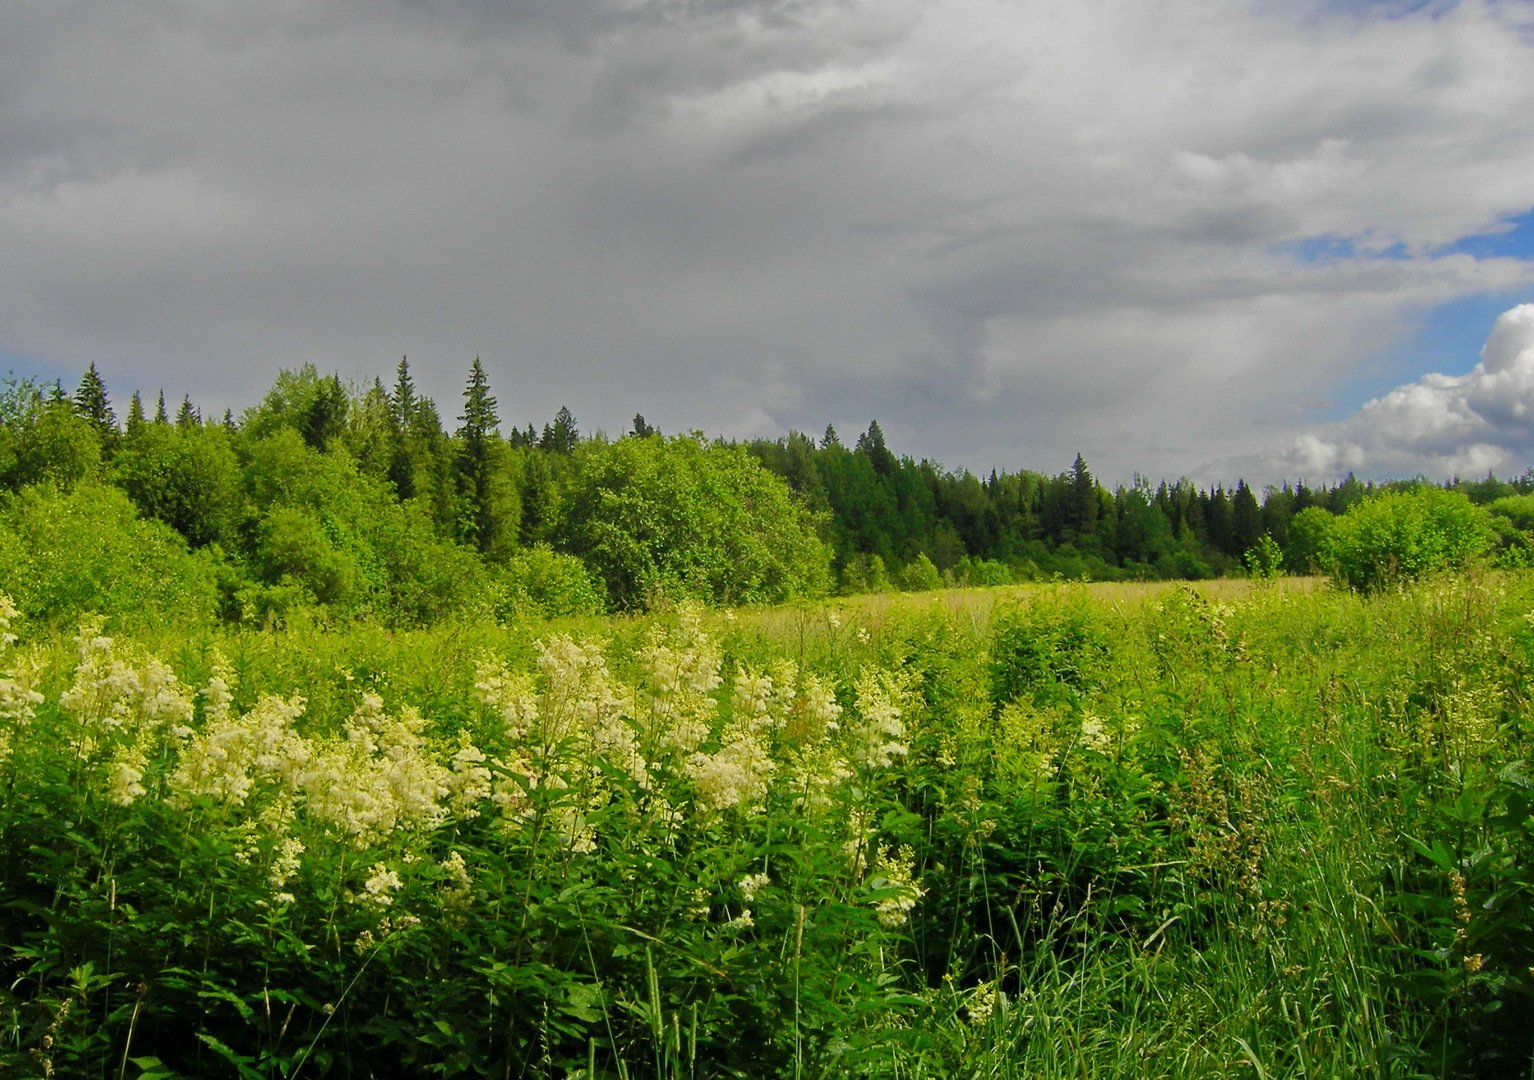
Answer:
[2, 0, 1534, 483]
[1286, 304, 1534, 482]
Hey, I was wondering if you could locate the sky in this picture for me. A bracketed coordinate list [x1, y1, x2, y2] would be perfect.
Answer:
[4, 0, 1534, 488]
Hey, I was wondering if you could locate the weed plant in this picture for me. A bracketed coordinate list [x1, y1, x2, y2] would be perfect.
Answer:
[2, 577, 1533, 1077]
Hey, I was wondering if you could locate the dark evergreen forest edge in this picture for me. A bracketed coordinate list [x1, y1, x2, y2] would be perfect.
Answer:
[3, 358, 1531, 629]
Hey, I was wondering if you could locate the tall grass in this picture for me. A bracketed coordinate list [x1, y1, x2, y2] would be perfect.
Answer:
[2, 575, 1531, 1077]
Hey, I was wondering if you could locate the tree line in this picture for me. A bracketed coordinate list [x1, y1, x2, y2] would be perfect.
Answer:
[2, 358, 1531, 628]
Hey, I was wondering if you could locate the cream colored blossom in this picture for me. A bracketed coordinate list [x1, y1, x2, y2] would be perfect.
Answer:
[1079, 713, 1111, 753]
[848, 671, 908, 769]
[270, 835, 305, 896]
[360, 863, 403, 909]
[966, 981, 1005, 1026]
[439, 850, 473, 910]
[739, 872, 770, 902]
[869, 845, 924, 929]
[300, 696, 450, 845]
[637, 607, 721, 757]
[688, 733, 774, 813]
[201, 649, 235, 729]
[105, 748, 147, 806]
[446, 732, 492, 817]
[169, 694, 310, 806]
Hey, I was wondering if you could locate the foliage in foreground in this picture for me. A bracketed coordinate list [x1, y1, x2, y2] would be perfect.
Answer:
[2, 577, 1533, 1077]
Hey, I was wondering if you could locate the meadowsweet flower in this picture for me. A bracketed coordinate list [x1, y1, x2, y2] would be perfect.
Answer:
[869, 845, 924, 929]
[439, 850, 473, 910]
[966, 982, 1005, 1026]
[270, 835, 305, 895]
[473, 657, 540, 741]
[733, 667, 774, 723]
[170, 695, 310, 806]
[1079, 713, 1111, 753]
[0, 594, 19, 649]
[360, 863, 403, 910]
[638, 607, 721, 757]
[301, 696, 450, 845]
[446, 732, 492, 817]
[794, 672, 842, 743]
[847, 671, 908, 769]
[201, 649, 235, 729]
[739, 872, 770, 902]
[688, 732, 774, 813]
[105, 749, 147, 806]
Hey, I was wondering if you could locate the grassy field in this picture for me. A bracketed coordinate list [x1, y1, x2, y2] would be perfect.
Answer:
[2, 574, 1532, 1077]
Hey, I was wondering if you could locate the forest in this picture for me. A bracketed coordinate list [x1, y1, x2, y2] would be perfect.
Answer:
[3, 358, 1533, 634]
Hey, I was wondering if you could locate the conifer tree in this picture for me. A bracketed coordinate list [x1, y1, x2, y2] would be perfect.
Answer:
[125, 391, 146, 437]
[391, 356, 417, 433]
[456, 358, 502, 552]
[1068, 453, 1099, 538]
[540, 406, 579, 454]
[176, 396, 200, 429]
[73, 363, 116, 444]
[155, 390, 169, 424]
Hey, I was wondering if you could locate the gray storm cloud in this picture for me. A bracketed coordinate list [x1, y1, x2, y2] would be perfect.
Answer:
[2, 0, 1534, 485]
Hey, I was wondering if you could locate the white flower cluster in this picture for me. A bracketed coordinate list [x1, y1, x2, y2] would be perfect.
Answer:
[848, 671, 909, 770]
[868, 844, 925, 929]
[301, 694, 452, 845]
[0, 595, 42, 767]
[171, 694, 310, 806]
[54, 621, 196, 805]
[637, 606, 722, 756]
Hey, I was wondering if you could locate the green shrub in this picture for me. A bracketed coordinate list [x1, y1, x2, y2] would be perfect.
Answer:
[556, 435, 831, 609]
[1322, 487, 1494, 593]
[495, 544, 607, 619]
[0, 483, 222, 628]
[897, 551, 942, 592]
[989, 589, 1114, 707]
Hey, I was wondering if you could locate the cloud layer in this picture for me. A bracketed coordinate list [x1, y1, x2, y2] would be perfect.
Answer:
[3, 0, 1534, 484]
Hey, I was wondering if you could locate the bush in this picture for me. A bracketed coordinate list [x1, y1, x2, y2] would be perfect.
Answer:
[0, 483, 222, 628]
[495, 545, 608, 619]
[556, 436, 831, 609]
[989, 589, 1114, 707]
[1322, 488, 1493, 593]
[897, 552, 942, 592]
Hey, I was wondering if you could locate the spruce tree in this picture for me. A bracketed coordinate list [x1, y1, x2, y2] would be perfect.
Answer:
[456, 358, 501, 552]
[540, 406, 578, 454]
[391, 356, 417, 434]
[73, 363, 116, 444]
[176, 396, 200, 429]
[1068, 453, 1098, 539]
[125, 390, 146, 437]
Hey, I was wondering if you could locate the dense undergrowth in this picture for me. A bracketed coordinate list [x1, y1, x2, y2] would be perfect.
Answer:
[2, 575, 1533, 1077]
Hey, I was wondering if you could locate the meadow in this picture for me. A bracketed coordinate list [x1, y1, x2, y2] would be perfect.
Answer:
[2, 573, 1532, 1078]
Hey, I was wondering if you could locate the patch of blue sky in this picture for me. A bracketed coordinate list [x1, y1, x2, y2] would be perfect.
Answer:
[1307, 0, 1457, 19]
[1435, 206, 1534, 261]
[0, 351, 64, 389]
[1319, 291, 1534, 422]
